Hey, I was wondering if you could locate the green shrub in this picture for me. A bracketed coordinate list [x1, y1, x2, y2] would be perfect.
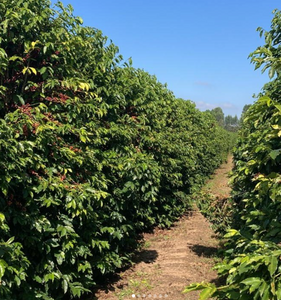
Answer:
[0, 1, 232, 298]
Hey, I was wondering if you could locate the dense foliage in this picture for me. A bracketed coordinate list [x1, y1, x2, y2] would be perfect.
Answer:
[0, 1, 232, 299]
[184, 9, 281, 300]
[193, 190, 232, 235]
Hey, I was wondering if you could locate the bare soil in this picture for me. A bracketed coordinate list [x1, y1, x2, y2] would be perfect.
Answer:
[93, 156, 233, 300]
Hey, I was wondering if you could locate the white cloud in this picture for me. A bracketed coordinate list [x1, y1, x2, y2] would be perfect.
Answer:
[194, 81, 212, 87]
[195, 101, 216, 110]
[220, 102, 236, 109]
[195, 101, 237, 112]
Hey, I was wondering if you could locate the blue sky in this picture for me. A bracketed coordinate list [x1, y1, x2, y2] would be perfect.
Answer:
[61, 1, 280, 117]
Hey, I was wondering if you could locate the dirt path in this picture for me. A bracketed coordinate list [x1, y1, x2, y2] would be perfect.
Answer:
[94, 156, 233, 300]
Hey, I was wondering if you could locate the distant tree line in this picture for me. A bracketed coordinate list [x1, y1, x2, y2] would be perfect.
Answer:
[206, 104, 252, 132]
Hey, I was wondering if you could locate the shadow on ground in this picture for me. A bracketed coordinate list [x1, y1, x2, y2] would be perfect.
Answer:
[134, 249, 158, 264]
[188, 243, 218, 258]
[88, 249, 158, 299]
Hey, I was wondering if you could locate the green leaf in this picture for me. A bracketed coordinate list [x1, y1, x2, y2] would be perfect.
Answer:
[241, 277, 262, 293]
[199, 286, 217, 300]
[29, 67, 37, 75]
[267, 256, 278, 276]
[9, 56, 23, 61]
[268, 68, 275, 79]
[39, 66, 47, 74]
[22, 67, 28, 75]
[15, 95, 25, 105]
[6, 237, 15, 244]
[261, 285, 270, 300]
[274, 104, 281, 113]
[224, 229, 239, 238]
[22, 67, 37, 75]
[0, 259, 7, 279]
[183, 283, 207, 293]
[269, 149, 281, 160]
[35, 276, 43, 283]
[62, 279, 68, 294]
[0, 213, 5, 223]
[276, 282, 281, 298]
[80, 135, 86, 143]
[14, 275, 21, 286]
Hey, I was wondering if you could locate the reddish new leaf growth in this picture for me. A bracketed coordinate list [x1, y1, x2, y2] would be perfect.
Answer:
[45, 96, 66, 104]
[17, 104, 32, 117]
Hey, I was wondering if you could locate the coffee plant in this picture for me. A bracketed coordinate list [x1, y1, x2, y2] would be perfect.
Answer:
[0, 1, 232, 299]
[184, 9, 281, 300]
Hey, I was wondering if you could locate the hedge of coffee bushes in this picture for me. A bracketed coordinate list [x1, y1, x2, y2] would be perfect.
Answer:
[0, 1, 233, 299]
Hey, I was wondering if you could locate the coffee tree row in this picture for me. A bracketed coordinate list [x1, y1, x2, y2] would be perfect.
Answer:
[0, 1, 232, 299]
[184, 9, 281, 300]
